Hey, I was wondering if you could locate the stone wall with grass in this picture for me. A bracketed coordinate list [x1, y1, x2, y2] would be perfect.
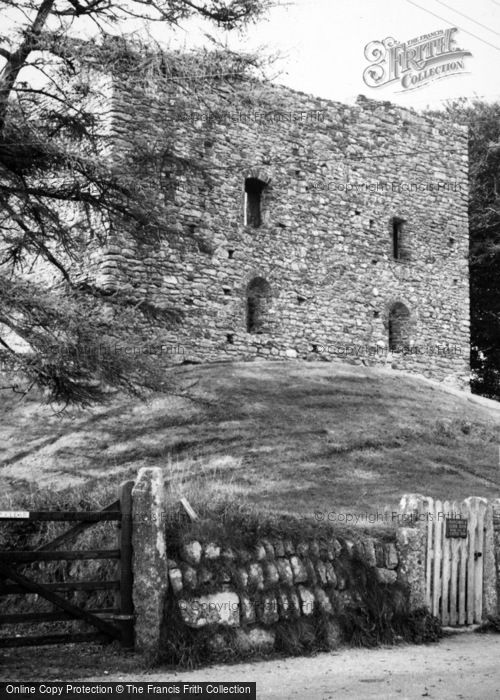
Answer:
[131, 470, 439, 666]
[162, 531, 413, 664]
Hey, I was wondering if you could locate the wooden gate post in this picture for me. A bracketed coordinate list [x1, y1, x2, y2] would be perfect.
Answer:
[482, 503, 497, 619]
[492, 499, 500, 616]
[131, 467, 168, 657]
[118, 480, 134, 648]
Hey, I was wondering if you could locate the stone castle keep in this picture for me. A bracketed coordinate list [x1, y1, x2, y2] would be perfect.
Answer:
[86, 56, 470, 388]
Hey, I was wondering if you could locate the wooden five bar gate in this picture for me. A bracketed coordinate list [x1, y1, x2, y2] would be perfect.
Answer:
[0, 481, 134, 648]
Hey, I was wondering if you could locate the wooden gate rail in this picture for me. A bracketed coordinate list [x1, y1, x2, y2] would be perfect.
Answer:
[0, 550, 121, 562]
[0, 580, 120, 594]
[0, 608, 117, 623]
[0, 480, 134, 649]
[0, 511, 122, 521]
[0, 632, 112, 648]
[0, 562, 122, 643]
[35, 501, 120, 552]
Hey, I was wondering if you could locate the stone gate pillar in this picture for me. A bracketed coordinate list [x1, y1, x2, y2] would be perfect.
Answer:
[396, 494, 427, 610]
[131, 467, 168, 656]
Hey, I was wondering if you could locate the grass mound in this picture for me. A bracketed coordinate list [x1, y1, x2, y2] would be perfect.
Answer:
[1, 361, 500, 518]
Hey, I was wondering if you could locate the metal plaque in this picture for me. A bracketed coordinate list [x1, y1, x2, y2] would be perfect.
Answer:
[445, 518, 468, 538]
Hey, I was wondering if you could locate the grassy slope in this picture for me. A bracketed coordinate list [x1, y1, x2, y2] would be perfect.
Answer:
[1, 361, 500, 519]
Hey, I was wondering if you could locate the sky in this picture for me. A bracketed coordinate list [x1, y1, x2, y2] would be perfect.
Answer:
[147, 0, 500, 110]
[2, 0, 500, 110]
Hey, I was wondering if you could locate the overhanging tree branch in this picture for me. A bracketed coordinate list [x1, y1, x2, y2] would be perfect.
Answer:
[0, 0, 273, 404]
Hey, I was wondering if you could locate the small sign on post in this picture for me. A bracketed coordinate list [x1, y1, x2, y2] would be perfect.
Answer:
[445, 517, 468, 538]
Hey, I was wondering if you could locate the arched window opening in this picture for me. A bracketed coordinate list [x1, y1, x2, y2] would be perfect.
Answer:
[388, 302, 411, 351]
[246, 277, 272, 334]
[244, 178, 266, 228]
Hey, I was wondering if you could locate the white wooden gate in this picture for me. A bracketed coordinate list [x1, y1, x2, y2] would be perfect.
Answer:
[422, 497, 488, 626]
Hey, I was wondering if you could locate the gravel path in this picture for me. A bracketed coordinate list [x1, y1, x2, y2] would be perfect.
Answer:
[3, 633, 499, 699]
[100, 634, 500, 700]
[93, 633, 500, 699]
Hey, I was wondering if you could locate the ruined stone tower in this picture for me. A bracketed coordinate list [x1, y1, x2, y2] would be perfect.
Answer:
[86, 54, 470, 388]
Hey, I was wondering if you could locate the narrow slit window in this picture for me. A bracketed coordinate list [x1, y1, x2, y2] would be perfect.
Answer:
[244, 178, 266, 228]
[392, 217, 409, 261]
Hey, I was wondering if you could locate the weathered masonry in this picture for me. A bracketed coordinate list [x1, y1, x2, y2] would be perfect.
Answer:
[88, 57, 470, 388]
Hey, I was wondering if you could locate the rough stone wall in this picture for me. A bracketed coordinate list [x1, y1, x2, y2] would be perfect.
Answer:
[89, 65, 470, 387]
[165, 533, 400, 656]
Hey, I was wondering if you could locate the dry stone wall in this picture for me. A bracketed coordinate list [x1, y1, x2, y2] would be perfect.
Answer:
[88, 59, 470, 388]
[129, 471, 446, 662]
[164, 531, 401, 659]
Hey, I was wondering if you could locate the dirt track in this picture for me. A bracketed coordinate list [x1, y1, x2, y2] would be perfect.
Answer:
[2, 633, 499, 698]
[95, 633, 500, 700]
